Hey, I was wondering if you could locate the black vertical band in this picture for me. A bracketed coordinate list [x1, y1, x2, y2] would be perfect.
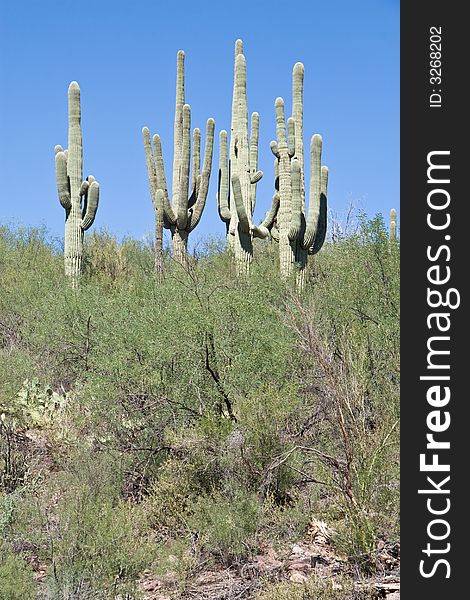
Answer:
[401, 3, 466, 597]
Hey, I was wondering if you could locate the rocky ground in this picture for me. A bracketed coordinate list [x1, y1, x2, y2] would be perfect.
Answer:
[138, 518, 400, 600]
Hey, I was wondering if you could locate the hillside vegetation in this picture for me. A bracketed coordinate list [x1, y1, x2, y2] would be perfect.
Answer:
[0, 215, 399, 599]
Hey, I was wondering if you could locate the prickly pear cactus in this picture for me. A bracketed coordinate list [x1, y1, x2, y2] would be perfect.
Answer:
[271, 63, 328, 289]
[217, 40, 279, 275]
[143, 50, 215, 266]
[55, 82, 99, 283]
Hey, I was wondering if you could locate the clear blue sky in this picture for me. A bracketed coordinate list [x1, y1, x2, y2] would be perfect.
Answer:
[0, 0, 399, 245]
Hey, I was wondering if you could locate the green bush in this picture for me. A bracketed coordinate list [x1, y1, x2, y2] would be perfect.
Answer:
[10, 451, 155, 598]
[0, 546, 36, 600]
[188, 488, 261, 560]
[256, 575, 376, 600]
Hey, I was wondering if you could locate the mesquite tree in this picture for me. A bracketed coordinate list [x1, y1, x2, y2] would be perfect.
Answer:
[143, 50, 215, 266]
[55, 81, 100, 282]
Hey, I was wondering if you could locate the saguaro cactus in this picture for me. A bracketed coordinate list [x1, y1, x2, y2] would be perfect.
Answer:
[217, 40, 279, 274]
[271, 63, 328, 288]
[143, 50, 215, 265]
[389, 208, 397, 241]
[55, 82, 100, 282]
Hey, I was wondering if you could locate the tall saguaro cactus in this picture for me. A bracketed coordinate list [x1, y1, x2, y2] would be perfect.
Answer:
[55, 82, 100, 282]
[217, 40, 279, 274]
[143, 50, 215, 265]
[271, 63, 328, 288]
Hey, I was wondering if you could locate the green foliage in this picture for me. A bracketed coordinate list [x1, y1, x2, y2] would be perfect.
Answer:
[144, 456, 200, 535]
[188, 488, 261, 560]
[12, 451, 155, 598]
[0, 490, 20, 534]
[260, 494, 312, 548]
[152, 537, 197, 589]
[0, 546, 36, 600]
[0, 217, 399, 589]
[334, 508, 378, 572]
[256, 575, 376, 600]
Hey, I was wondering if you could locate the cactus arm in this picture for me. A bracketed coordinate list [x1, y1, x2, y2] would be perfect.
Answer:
[303, 134, 323, 250]
[262, 191, 280, 230]
[187, 117, 215, 232]
[287, 117, 296, 158]
[275, 98, 287, 150]
[249, 112, 262, 211]
[152, 134, 176, 226]
[249, 112, 259, 175]
[191, 127, 201, 197]
[274, 158, 279, 191]
[177, 104, 191, 230]
[142, 127, 158, 210]
[151, 134, 175, 228]
[288, 159, 302, 241]
[252, 191, 280, 239]
[162, 194, 177, 226]
[188, 127, 201, 209]
[309, 165, 328, 255]
[271, 225, 280, 242]
[55, 149, 71, 209]
[390, 208, 397, 241]
[217, 130, 231, 222]
[81, 180, 99, 231]
[152, 134, 169, 198]
[79, 180, 89, 197]
[251, 225, 269, 239]
[231, 173, 250, 233]
[270, 140, 280, 158]
[188, 180, 200, 210]
[292, 62, 304, 166]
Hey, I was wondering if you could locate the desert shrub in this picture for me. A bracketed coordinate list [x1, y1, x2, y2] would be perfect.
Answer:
[144, 456, 201, 536]
[256, 575, 376, 600]
[260, 493, 313, 549]
[82, 229, 156, 283]
[334, 508, 378, 572]
[0, 219, 399, 580]
[0, 490, 20, 535]
[0, 545, 36, 600]
[151, 537, 198, 592]
[10, 450, 155, 599]
[237, 384, 300, 480]
[283, 213, 400, 568]
[188, 488, 261, 561]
